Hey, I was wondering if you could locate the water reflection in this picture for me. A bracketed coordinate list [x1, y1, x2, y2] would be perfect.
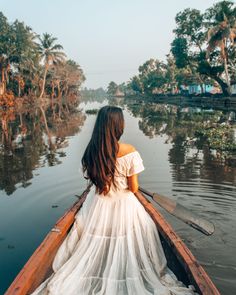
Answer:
[125, 99, 236, 227]
[125, 100, 236, 182]
[123, 99, 236, 294]
[1, 97, 236, 294]
[0, 103, 86, 195]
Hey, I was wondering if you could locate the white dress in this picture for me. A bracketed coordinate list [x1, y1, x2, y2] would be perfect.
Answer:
[31, 151, 196, 295]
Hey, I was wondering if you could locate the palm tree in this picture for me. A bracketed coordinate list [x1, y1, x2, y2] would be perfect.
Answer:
[37, 33, 65, 98]
[0, 12, 16, 95]
[12, 20, 39, 97]
[206, 1, 236, 96]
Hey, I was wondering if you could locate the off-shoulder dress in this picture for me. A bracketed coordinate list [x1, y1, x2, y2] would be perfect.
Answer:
[31, 151, 195, 295]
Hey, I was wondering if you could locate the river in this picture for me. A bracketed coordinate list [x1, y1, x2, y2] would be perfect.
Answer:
[0, 97, 236, 294]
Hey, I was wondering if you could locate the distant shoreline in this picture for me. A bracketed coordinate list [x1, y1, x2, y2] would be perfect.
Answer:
[117, 94, 236, 109]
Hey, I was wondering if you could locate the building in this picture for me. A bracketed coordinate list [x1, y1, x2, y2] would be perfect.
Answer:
[188, 84, 214, 95]
[231, 84, 236, 95]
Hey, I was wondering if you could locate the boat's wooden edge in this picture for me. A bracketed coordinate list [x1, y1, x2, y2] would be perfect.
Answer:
[6, 186, 220, 295]
[135, 191, 221, 295]
[5, 186, 91, 295]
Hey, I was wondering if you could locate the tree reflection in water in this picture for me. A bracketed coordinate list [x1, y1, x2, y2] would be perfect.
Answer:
[0, 102, 86, 195]
[125, 100, 236, 186]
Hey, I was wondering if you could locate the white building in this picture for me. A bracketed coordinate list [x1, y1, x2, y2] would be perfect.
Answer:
[231, 84, 236, 95]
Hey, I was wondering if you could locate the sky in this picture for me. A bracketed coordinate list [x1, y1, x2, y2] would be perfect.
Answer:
[0, 0, 220, 89]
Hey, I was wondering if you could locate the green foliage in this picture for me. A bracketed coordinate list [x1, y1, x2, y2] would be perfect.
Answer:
[107, 81, 118, 96]
[174, 8, 205, 45]
[126, 1, 236, 97]
[37, 33, 65, 65]
[171, 38, 189, 68]
[171, 1, 236, 96]
[196, 125, 236, 151]
[0, 12, 13, 57]
[129, 59, 167, 95]
[205, 1, 236, 24]
[127, 101, 236, 156]
[0, 12, 84, 100]
[129, 76, 143, 93]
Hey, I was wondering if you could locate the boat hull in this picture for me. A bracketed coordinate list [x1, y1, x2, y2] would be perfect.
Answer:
[135, 191, 220, 295]
[5, 188, 220, 295]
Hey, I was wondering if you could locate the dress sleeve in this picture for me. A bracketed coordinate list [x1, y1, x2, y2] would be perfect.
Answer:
[126, 151, 145, 177]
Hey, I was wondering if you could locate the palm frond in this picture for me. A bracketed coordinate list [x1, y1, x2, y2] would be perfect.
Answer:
[51, 44, 63, 51]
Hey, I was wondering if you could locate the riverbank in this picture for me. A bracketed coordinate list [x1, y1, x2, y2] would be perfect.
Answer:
[122, 94, 236, 110]
[153, 95, 236, 107]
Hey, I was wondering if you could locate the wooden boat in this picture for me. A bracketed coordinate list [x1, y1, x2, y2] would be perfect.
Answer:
[5, 187, 220, 295]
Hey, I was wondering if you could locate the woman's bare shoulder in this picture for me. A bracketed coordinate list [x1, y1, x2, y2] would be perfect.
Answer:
[117, 143, 136, 157]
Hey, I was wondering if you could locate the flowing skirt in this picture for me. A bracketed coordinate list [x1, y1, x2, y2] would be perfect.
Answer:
[31, 186, 196, 295]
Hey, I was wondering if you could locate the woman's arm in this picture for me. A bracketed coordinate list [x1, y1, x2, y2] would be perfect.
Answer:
[127, 174, 139, 193]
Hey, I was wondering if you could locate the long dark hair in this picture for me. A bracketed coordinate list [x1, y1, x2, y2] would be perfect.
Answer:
[82, 106, 124, 195]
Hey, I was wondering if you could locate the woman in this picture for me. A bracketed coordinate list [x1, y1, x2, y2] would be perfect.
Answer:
[32, 106, 195, 295]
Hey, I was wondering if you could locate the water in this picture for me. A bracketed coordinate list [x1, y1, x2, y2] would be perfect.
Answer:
[0, 98, 236, 294]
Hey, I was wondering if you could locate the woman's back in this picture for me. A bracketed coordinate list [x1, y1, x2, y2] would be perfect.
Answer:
[109, 145, 145, 194]
[117, 142, 136, 158]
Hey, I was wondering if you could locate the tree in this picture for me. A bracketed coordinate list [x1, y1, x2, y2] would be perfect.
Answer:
[0, 12, 85, 104]
[171, 1, 236, 96]
[165, 54, 178, 94]
[37, 33, 66, 98]
[129, 76, 143, 94]
[0, 12, 15, 95]
[205, 0, 236, 95]
[107, 81, 118, 96]
[0, 13, 39, 96]
[137, 59, 167, 94]
[171, 38, 189, 69]
[64, 60, 85, 96]
[49, 59, 85, 101]
[171, 9, 211, 94]
[11, 20, 38, 97]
